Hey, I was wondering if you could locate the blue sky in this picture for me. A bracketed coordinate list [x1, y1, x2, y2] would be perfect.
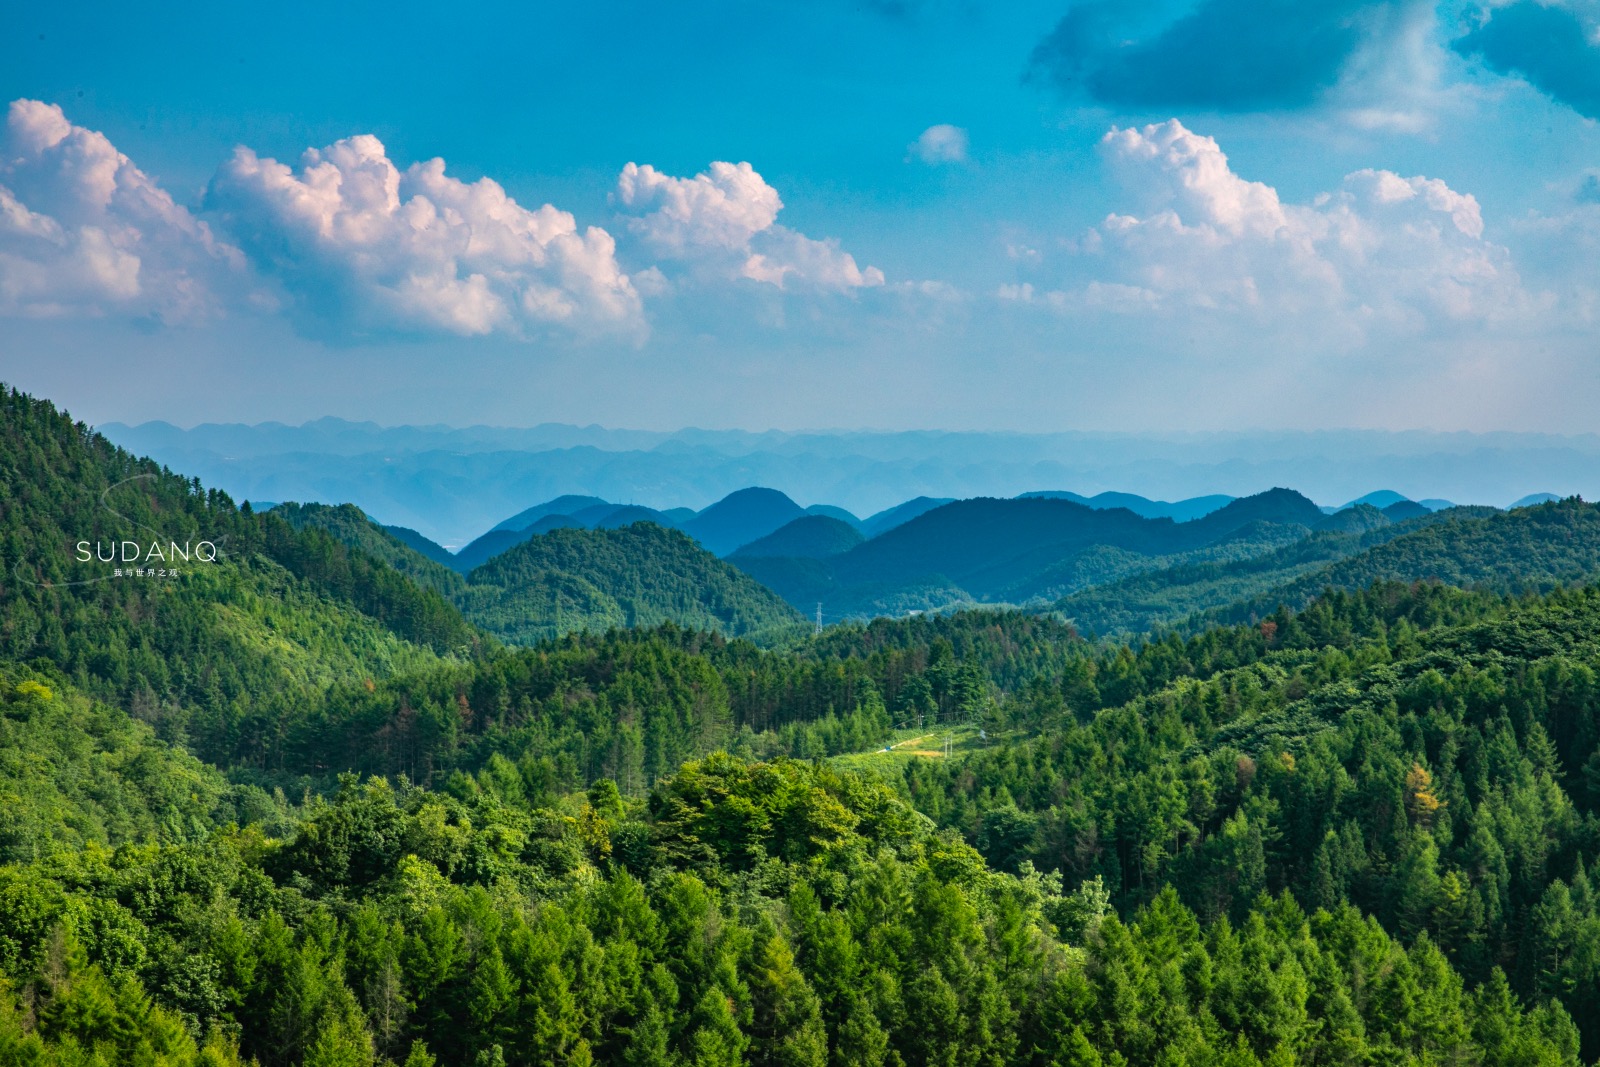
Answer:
[4, 0, 1600, 433]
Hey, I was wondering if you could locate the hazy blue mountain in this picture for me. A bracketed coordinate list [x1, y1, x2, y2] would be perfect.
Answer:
[451, 528, 535, 573]
[100, 418, 1600, 548]
[1512, 493, 1563, 507]
[805, 503, 862, 528]
[679, 487, 807, 556]
[592, 504, 681, 529]
[492, 495, 610, 532]
[1315, 503, 1392, 534]
[732, 515, 865, 559]
[737, 488, 1327, 617]
[1019, 490, 1234, 521]
[1418, 498, 1457, 511]
[1381, 500, 1432, 521]
[860, 496, 955, 538]
[1339, 490, 1412, 509]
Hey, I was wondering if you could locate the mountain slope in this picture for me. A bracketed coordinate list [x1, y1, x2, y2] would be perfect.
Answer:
[1052, 513, 1468, 635]
[1208, 497, 1600, 625]
[273, 501, 466, 596]
[1020, 490, 1234, 521]
[0, 385, 480, 770]
[457, 522, 806, 643]
[860, 495, 953, 538]
[491, 494, 609, 532]
[834, 489, 1321, 597]
[679, 487, 806, 555]
[731, 514, 864, 558]
[381, 521, 456, 566]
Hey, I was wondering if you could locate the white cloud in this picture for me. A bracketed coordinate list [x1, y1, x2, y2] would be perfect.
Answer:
[909, 124, 969, 165]
[614, 161, 884, 292]
[0, 99, 245, 321]
[206, 134, 642, 339]
[1018, 119, 1534, 335]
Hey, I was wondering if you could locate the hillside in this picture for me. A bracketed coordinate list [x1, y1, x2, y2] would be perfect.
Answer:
[1054, 506, 1498, 635]
[860, 495, 953, 537]
[1020, 489, 1234, 521]
[886, 581, 1600, 1056]
[738, 489, 1326, 618]
[380, 521, 456, 566]
[1206, 497, 1600, 625]
[273, 501, 466, 596]
[679, 486, 807, 555]
[731, 514, 864, 558]
[0, 386, 480, 770]
[491, 493, 609, 532]
[457, 522, 806, 644]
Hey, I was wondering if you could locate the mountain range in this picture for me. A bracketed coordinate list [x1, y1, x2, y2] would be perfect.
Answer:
[98, 417, 1596, 547]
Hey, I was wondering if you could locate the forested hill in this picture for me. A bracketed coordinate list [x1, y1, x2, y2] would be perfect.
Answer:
[735, 488, 1328, 618]
[1053, 505, 1499, 635]
[273, 501, 466, 597]
[1203, 498, 1600, 628]
[456, 522, 806, 644]
[0, 386, 480, 764]
[0, 587, 1585, 1066]
[892, 580, 1600, 1057]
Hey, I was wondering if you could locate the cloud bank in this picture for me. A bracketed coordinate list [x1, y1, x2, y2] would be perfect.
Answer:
[205, 135, 643, 339]
[0, 100, 244, 321]
[614, 161, 884, 292]
[1006, 119, 1532, 338]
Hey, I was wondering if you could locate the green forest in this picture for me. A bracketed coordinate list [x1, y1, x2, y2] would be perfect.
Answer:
[2, 385, 1600, 1065]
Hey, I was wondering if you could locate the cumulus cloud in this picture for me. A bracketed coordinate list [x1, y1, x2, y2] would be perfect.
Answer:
[1455, 1, 1600, 119]
[205, 134, 641, 339]
[0, 99, 245, 321]
[614, 161, 884, 292]
[1029, 0, 1428, 112]
[1012, 120, 1532, 335]
[909, 125, 969, 165]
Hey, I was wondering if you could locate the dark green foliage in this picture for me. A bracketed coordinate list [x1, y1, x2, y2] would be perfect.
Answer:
[893, 580, 1600, 1056]
[1, 383, 1598, 1064]
[0, 386, 482, 771]
[457, 524, 806, 645]
[274, 503, 466, 598]
[741, 490, 1331, 618]
[1055, 506, 1501, 636]
[380, 524, 457, 568]
[1209, 498, 1600, 626]
[0, 751, 1580, 1067]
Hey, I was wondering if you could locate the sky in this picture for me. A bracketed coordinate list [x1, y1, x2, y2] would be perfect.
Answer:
[4, 0, 1600, 433]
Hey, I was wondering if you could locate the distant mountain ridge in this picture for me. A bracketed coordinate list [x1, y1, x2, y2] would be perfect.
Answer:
[731, 515, 864, 559]
[1019, 490, 1235, 522]
[734, 488, 1332, 618]
[99, 417, 1600, 547]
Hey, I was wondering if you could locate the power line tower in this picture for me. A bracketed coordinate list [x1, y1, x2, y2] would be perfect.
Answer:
[815, 602, 823, 635]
